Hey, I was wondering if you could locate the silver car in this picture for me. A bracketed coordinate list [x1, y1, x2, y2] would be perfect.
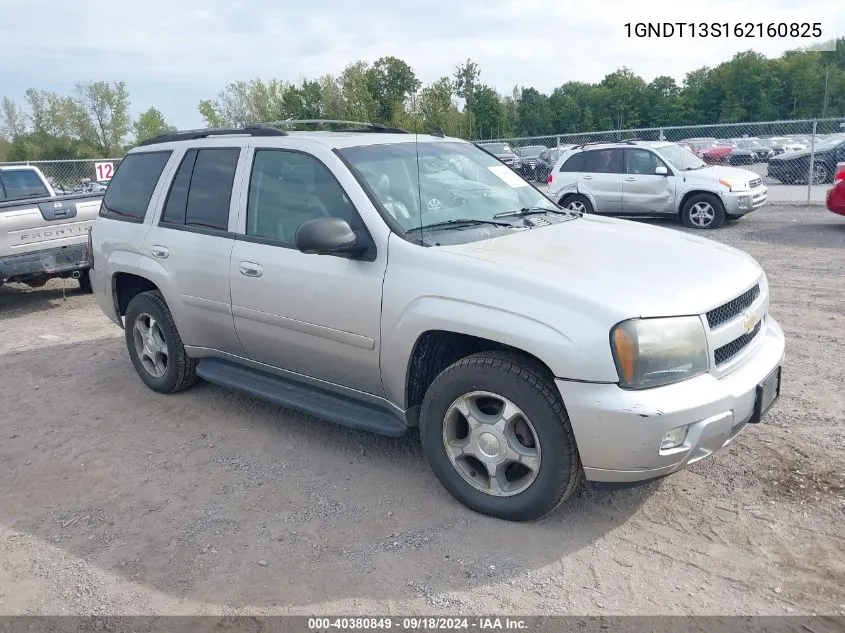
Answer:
[89, 123, 784, 522]
[547, 140, 768, 229]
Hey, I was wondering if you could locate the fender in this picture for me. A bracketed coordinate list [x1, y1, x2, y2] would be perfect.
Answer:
[380, 296, 615, 409]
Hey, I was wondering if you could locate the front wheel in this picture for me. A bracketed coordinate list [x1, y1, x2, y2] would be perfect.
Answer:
[680, 193, 726, 229]
[419, 352, 583, 522]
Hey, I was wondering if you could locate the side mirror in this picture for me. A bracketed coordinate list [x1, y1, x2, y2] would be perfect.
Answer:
[295, 218, 364, 257]
[654, 166, 669, 176]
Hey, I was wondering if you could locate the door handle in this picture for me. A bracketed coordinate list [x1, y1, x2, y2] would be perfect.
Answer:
[624, 177, 636, 181]
[581, 175, 593, 180]
[239, 262, 263, 277]
[151, 246, 169, 259]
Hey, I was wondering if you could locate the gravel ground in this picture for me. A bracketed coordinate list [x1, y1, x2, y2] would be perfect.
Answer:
[0, 205, 843, 616]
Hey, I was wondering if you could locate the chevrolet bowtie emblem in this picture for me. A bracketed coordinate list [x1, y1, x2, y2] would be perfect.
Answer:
[743, 311, 759, 334]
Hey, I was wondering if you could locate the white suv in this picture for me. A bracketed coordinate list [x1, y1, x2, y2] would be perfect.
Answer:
[546, 140, 768, 229]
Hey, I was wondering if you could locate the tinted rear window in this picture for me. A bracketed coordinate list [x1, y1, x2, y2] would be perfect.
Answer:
[101, 152, 171, 221]
[184, 148, 240, 231]
[160, 150, 198, 225]
[559, 152, 585, 172]
[0, 169, 50, 200]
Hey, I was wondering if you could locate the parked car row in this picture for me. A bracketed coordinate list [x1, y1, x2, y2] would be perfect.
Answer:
[767, 135, 845, 185]
[546, 139, 768, 230]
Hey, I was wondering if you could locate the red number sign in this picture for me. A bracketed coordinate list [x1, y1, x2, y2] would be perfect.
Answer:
[95, 162, 115, 181]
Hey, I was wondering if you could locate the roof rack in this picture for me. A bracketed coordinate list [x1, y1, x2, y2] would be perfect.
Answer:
[261, 119, 410, 134]
[138, 126, 287, 147]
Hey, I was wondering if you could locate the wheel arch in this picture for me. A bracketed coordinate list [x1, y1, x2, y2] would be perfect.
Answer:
[404, 331, 557, 420]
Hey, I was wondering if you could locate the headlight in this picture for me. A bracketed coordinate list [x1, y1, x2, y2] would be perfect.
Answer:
[610, 317, 709, 389]
[719, 177, 750, 192]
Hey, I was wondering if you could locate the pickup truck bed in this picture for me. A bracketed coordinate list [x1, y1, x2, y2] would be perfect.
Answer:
[0, 192, 103, 289]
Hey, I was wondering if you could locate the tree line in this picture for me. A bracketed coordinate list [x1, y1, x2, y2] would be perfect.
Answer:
[1, 39, 843, 162]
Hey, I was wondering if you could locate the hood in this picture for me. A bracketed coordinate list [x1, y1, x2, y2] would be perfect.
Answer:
[771, 147, 819, 161]
[685, 165, 760, 182]
[440, 215, 762, 318]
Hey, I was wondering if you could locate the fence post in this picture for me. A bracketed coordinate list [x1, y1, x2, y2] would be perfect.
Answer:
[556, 135, 561, 149]
[807, 120, 817, 206]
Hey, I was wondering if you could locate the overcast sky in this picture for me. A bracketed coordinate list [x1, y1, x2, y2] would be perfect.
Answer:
[0, 0, 840, 128]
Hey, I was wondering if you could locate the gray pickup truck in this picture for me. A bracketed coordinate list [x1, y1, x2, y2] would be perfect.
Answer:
[0, 165, 102, 292]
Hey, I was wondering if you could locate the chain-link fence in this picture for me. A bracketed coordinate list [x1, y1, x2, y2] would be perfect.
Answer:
[0, 158, 123, 195]
[478, 118, 845, 206]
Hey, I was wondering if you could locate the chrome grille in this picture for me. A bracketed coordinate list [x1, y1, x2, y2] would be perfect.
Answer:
[714, 321, 761, 365]
[749, 177, 762, 188]
[707, 284, 760, 329]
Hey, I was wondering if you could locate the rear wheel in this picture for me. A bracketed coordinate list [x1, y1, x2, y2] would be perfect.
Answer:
[77, 270, 93, 294]
[124, 290, 198, 394]
[560, 194, 593, 214]
[419, 352, 583, 522]
[680, 193, 725, 229]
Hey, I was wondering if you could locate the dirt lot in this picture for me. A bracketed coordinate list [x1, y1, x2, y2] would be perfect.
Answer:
[1, 205, 843, 617]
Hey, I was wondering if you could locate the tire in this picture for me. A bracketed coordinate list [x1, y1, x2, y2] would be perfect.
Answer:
[124, 290, 198, 394]
[77, 270, 93, 294]
[680, 193, 725, 230]
[560, 193, 593, 214]
[419, 351, 583, 522]
[811, 162, 830, 185]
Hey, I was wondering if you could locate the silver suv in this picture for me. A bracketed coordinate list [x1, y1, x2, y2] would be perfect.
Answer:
[547, 140, 769, 229]
[89, 123, 785, 521]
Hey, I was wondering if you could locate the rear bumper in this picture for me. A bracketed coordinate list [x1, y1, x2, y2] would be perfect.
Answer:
[0, 244, 89, 281]
[556, 318, 785, 483]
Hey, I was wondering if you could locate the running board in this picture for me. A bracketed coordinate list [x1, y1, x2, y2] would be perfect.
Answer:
[195, 359, 409, 437]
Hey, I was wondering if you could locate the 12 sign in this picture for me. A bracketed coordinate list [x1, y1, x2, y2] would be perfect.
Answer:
[94, 162, 115, 181]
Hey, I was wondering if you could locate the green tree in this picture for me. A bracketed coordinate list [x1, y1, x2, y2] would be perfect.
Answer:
[471, 85, 503, 139]
[71, 81, 131, 156]
[133, 107, 175, 145]
[517, 87, 550, 136]
[365, 56, 420, 124]
[341, 62, 376, 122]
[198, 79, 288, 127]
[282, 79, 324, 120]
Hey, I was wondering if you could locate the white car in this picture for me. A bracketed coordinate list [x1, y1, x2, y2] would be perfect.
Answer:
[546, 140, 768, 229]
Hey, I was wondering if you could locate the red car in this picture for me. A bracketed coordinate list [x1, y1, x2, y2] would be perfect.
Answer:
[682, 138, 734, 164]
[827, 162, 845, 216]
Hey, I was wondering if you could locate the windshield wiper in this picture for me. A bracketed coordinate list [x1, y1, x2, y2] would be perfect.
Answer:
[493, 206, 570, 219]
[406, 218, 513, 234]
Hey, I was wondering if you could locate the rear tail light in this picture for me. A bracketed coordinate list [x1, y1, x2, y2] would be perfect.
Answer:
[547, 173, 553, 184]
[835, 162, 845, 185]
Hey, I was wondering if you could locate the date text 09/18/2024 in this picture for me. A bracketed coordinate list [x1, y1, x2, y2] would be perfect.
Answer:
[624, 22, 823, 38]
[308, 617, 528, 631]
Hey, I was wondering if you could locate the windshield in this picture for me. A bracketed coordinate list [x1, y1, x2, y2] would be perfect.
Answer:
[814, 136, 845, 150]
[657, 143, 707, 170]
[339, 141, 557, 235]
[734, 139, 758, 148]
[478, 142, 513, 154]
[518, 145, 546, 157]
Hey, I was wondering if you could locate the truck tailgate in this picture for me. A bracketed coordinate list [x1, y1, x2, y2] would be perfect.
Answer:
[0, 194, 103, 258]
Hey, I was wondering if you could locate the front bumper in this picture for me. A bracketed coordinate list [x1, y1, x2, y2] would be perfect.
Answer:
[556, 317, 785, 483]
[722, 186, 768, 216]
[0, 244, 89, 282]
